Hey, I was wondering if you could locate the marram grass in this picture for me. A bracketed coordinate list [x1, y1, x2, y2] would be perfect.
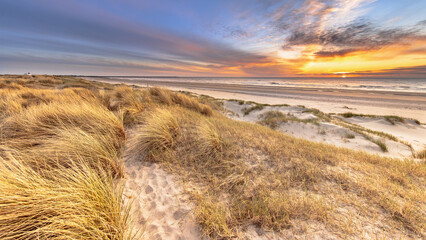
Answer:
[0, 154, 134, 240]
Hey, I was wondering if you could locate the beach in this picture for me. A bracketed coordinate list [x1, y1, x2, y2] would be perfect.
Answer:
[86, 76, 426, 123]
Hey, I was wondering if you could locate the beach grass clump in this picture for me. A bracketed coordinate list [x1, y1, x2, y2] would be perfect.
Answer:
[232, 188, 330, 231]
[341, 112, 420, 125]
[258, 111, 318, 129]
[229, 99, 245, 105]
[384, 115, 405, 125]
[257, 111, 287, 129]
[342, 112, 355, 118]
[149, 87, 173, 105]
[354, 132, 388, 152]
[196, 121, 225, 157]
[345, 133, 355, 139]
[107, 85, 145, 112]
[302, 108, 332, 122]
[149, 87, 213, 116]
[30, 127, 124, 176]
[416, 148, 426, 159]
[193, 194, 235, 238]
[100, 85, 146, 126]
[242, 103, 266, 116]
[136, 108, 333, 237]
[0, 101, 125, 149]
[0, 86, 126, 176]
[335, 117, 401, 143]
[0, 154, 132, 240]
[131, 108, 180, 160]
[375, 140, 388, 152]
[0, 76, 134, 239]
[370, 138, 388, 152]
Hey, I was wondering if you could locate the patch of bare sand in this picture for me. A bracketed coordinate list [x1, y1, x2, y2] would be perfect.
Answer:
[224, 101, 413, 159]
[343, 116, 426, 152]
[122, 131, 202, 240]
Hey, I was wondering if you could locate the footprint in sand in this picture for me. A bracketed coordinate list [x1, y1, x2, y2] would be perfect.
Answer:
[145, 185, 154, 194]
[122, 131, 201, 240]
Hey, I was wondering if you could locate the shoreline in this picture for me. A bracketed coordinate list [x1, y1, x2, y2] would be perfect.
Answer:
[86, 77, 426, 123]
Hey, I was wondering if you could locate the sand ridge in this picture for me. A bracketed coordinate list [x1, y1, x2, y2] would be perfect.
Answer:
[224, 100, 417, 160]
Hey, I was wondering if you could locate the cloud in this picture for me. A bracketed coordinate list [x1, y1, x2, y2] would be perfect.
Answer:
[348, 65, 426, 78]
[283, 20, 424, 57]
[263, 0, 425, 58]
[0, 0, 270, 74]
[222, 26, 249, 39]
[1, 0, 425, 77]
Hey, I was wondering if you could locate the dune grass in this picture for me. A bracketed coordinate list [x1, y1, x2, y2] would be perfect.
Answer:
[1, 75, 424, 239]
[0, 76, 135, 238]
[149, 87, 213, 116]
[258, 110, 319, 129]
[196, 120, 226, 157]
[416, 148, 426, 159]
[128, 104, 425, 239]
[242, 103, 266, 115]
[0, 99, 125, 175]
[341, 112, 421, 125]
[257, 111, 287, 129]
[0, 154, 133, 240]
[129, 108, 180, 161]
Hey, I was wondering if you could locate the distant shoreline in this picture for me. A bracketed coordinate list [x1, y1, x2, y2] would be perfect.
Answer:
[86, 76, 426, 122]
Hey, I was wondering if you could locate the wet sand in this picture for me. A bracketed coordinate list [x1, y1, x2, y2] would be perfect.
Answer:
[86, 77, 426, 122]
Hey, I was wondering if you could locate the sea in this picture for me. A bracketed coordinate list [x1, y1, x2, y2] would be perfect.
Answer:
[113, 77, 426, 94]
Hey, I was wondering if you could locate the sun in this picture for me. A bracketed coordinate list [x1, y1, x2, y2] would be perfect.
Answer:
[341, 74, 347, 78]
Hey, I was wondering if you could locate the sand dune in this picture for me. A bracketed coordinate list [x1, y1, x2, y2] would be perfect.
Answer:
[343, 117, 426, 152]
[224, 100, 420, 160]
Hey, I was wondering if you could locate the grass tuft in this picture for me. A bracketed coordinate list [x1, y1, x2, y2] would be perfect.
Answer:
[257, 111, 287, 129]
[345, 133, 355, 139]
[130, 108, 180, 160]
[196, 121, 224, 157]
[149, 87, 213, 116]
[242, 103, 265, 115]
[0, 153, 132, 240]
[416, 148, 426, 159]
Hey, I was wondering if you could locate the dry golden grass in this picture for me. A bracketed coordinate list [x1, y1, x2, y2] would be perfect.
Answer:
[129, 108, 180, 161]
[0, 153, 133, 240]
[149, 87, 213, 116]
[129, 105, 425, 239]
[416, 148, 426, 159]
[196, 121, 224, 157]
[0, 100, 125, 175]
[1, 75, 424, 239]
[0, 75, 135, 239]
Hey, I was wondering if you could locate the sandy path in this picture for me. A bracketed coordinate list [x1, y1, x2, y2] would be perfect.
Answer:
[122, 131, 201, 240]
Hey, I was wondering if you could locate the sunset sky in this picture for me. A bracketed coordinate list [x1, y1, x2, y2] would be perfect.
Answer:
[1, 0, 425, 77]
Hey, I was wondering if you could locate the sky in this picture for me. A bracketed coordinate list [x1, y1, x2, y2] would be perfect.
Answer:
[1, 0, 425, 77]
